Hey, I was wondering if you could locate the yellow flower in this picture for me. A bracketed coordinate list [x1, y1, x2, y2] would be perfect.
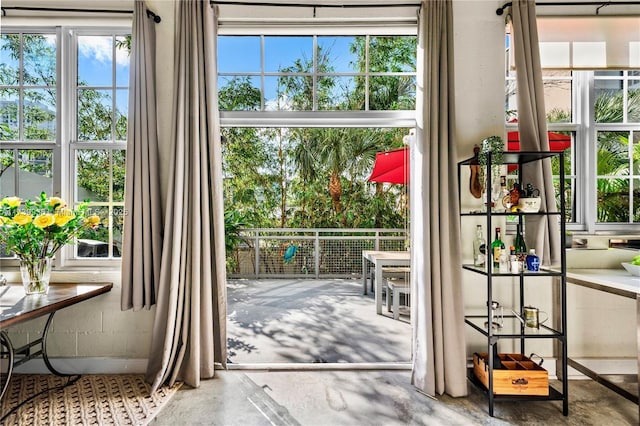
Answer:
[13, 212, 33, 225]
[48, 197, 66, 210]
[54, 209, 75, 226]
[2, 196, 21, 208]
[33, 214, 55, 228]
[85, 215, 101, 228]
[0, 216, 12, 225]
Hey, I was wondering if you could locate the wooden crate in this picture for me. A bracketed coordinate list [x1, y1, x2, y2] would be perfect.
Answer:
[473, 352, 549, 396]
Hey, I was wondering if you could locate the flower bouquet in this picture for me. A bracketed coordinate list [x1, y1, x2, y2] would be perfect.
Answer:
[0, 193, 100, 294]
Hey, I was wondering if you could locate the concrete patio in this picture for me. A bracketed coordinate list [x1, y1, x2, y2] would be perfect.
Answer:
[226, 278, 411, 365]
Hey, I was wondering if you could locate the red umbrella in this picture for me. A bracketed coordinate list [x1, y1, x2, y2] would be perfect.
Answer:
[506, 131, 571, 172]
[368, 147, 409, 184]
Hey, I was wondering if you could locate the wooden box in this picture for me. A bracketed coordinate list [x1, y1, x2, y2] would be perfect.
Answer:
[473, 352, 549, 396]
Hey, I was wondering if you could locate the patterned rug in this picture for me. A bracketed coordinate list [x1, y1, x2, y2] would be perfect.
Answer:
[0, 374, 181, 425]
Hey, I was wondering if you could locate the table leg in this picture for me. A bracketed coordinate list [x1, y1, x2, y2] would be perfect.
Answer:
[0, 331, 15, 401]
[362, 256, 368, 295]
[375, 263, 383, 315]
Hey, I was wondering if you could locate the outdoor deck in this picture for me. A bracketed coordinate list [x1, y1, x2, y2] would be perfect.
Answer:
[226, 278, 411, 365]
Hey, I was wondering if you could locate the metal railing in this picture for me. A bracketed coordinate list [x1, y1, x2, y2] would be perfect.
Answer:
[228, 228, 408, 279]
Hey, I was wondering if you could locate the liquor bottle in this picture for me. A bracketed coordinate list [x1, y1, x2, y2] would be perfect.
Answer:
[491, 227, 503, 270]
[514, 224, 527, 254]
[473, 224, 486, 268]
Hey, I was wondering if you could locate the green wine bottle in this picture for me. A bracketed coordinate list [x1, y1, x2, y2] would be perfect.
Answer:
[491, 227, 503, 270]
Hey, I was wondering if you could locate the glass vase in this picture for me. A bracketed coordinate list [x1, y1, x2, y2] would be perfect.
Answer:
[19, 257, 52, 295]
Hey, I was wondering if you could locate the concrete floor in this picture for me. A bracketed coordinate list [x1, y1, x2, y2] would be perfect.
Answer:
[151, 279, 638, 425]
[152, 370, 638, 425]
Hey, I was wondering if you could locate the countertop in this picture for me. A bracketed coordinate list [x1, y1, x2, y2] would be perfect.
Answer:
[565, 268, 640, 297]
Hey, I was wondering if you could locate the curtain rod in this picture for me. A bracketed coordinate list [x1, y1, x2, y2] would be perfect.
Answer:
[497, 1, 640, 15]
[210, 1, 421, 8]
[0, 6, 161, 23]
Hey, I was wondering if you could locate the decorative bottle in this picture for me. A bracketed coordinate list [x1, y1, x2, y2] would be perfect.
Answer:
[526, 248, 540, 271]
[473, 224, 486, 269]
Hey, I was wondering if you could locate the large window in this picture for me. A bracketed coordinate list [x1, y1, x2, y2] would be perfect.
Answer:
[218, 35, 416, 112]
[506, 34, 640, 232]
[0, 28, 130, 263]
[217, 30, 416, 249]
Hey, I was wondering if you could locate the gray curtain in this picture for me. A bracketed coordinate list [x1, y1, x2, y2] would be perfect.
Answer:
[146, 0, 227, 393]
[411, 0, 467, 397]
[510, 0, 560, 265]
[121, 0, 163, 311]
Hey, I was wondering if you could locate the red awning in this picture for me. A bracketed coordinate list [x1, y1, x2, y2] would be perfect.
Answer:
[368, 147, 409, 184]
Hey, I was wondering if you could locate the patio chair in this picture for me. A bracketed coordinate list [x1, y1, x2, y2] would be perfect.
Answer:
[370, 266, 410, 294]
[384, 271, 411, 320]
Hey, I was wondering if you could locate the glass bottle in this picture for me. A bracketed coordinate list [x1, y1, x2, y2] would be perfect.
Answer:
[473, 224, 486, 269]
[514, 224, 527, 254]
[526, 248, 540, 271]
[491, 227, 503, 270]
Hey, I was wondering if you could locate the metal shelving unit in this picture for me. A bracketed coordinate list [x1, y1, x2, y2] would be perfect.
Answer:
[458, 151, 568, 417]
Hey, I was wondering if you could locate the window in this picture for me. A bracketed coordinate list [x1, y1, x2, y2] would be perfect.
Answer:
[0, 27, 130, 263]
[217, 29, 416, 242]
[218, 34, 416, 112]
[506, 28, 640, 233]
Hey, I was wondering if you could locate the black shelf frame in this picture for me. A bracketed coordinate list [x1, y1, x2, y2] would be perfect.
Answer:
[458, 150, 568, 417]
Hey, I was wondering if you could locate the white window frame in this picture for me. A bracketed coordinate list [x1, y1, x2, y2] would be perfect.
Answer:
[217, 24, 417, 129]
[1, 24, 130, 269]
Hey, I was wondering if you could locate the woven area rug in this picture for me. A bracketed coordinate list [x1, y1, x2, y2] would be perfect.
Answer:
[0, 374, 181, 425]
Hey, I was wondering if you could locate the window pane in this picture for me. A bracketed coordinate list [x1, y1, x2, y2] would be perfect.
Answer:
[23, 34, 56, 86]
[544, 77, 572, 122]
[628, 79, 640, 123]
[218, 76, 261, 111]
[0, 88, 19, 140]
[318, 76, 359, 110]
[77, 206, 109, 257]
[78, 89, 113, 140]
[0, 34, 20, 85]
[18, 149, 53, 199]
[317, 36, 359, 73]
[113, 149, 125, 202]
[78, 35, 113, 87]
[369, 75, 415, 110]
[0, 149, 15, 195]
[595, 77, 623, 123]
[115, 89, 128, 140]
[369, 36, 416, 73]
[597, 131, 629, 174]
[218, 36, 260, 73]
[24, 89, 56, 140]
[264, 36, 312, 73]
[115, 35, 130, 87]
[265, 75, 313, 111]
[112, 206, 123, 258]
[76, 149, 110, 202]
[634, 131, 640, 173]
[597, 177, 629, 222]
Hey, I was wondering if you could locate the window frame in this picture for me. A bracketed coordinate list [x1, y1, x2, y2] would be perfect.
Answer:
[0, 25, 130, 269]
[217, 25, 418, 129]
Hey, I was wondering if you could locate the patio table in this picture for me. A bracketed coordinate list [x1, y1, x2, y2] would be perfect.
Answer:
[362, 250, 411, 315]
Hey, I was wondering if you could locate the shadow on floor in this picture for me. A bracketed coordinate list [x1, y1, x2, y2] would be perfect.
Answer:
[226, 278, 411, 364]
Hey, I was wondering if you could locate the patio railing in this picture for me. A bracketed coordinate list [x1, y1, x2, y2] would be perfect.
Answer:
[228, 228, 408, 279]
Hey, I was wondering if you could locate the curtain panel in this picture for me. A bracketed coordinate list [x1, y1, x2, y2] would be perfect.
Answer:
[411, 0, 467, 398]
[121, 0, 163, 311]
[146, 0, 227, 393]
[509, 0, 561, 266]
